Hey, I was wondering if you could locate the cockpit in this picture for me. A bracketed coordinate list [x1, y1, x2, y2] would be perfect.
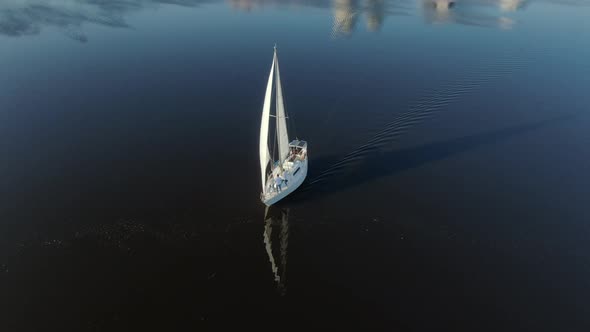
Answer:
[288, 140, 307, 162]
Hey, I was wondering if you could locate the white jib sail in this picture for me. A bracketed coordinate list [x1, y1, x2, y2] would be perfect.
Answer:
[260, 56, 276, 191]
[274, 50, 290, 164]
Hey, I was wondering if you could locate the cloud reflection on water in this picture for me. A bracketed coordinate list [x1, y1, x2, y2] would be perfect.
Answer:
[420, 0, 518, 29]
[0, 0, 587, 41]
[0, 0, 213, 42]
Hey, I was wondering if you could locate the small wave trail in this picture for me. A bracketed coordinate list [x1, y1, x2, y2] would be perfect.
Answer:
[301, 54, 526, 190]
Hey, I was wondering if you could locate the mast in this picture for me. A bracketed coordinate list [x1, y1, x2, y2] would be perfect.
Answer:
[274, 46, 290, 164]
[260, 54, 276, 191]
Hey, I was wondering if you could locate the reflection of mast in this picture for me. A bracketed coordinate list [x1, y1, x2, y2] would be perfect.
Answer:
[332, 0, 359, 38]
[263, 206, 289, 295]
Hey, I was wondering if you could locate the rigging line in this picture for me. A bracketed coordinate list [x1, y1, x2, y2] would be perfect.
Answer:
[286, 93, 298, 140]
[277, 50, 297, 140]
[283, 84, 297, 140]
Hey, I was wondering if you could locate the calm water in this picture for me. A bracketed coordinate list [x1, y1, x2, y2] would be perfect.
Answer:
[1, 0, 589, 331]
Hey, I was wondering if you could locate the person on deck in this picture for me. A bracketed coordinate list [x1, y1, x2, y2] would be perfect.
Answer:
[275, 174, 283, 193]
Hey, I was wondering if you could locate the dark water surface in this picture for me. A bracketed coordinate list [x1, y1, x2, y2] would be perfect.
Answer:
[1, 1, 589, 331]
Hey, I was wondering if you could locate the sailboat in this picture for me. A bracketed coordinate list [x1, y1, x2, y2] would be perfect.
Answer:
[259, 46, 308, 206]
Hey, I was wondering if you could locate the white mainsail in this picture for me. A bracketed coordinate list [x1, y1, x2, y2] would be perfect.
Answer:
[274, 51, 290, 164]
[260, 56, 276, 190]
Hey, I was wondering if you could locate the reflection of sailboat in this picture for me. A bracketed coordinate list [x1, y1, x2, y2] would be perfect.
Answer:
[259, 46, 309, 206]
[263, 206, 289, 295]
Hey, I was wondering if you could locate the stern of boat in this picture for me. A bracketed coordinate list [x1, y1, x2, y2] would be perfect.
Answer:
[261, 142, 308, 206]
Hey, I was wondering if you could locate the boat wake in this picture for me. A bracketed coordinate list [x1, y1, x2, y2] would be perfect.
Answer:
[301, 54, 525, 191]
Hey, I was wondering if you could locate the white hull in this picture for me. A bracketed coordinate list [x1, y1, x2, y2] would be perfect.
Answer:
[262, 158, 307, 206]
